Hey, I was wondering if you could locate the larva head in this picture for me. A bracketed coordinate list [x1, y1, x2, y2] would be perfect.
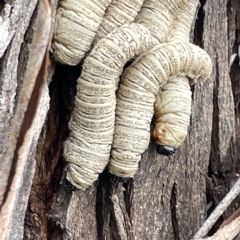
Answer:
[156, 144, 175, 156]
[151, 122, 187, 148]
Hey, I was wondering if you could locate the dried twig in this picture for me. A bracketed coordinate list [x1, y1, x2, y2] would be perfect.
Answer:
[193, 177, 240, 239]
[193, 215, 240, 240]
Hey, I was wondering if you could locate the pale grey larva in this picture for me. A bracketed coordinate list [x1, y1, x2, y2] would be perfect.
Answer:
[153, 0, 200, 152]
[52, 0, 111, 65]
[108, 42, 212, 178]
[63, 24, 153, 189]
[95, 0, 145, 42]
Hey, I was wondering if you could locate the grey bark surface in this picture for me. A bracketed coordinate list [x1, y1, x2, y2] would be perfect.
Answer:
[0, 0, 239, 239]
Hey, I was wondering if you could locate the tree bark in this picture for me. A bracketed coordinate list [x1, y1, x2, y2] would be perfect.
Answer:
[0, 0, 240, 239]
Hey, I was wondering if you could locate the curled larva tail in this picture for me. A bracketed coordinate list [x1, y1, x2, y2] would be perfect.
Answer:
[95, 0, 145, 42]
[63, 24, 152, 189]
[108, 42, 212, 178]
[52, 0, 111, 65]
[152, 76, 192, 148]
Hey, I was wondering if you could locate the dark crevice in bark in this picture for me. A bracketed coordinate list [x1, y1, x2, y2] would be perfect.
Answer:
[44, 64, 80, 238]
[193, 0, 206, 48]
[170, 182, 179, 240]
[123, 179, 133, 221]
[209, 57, 220, 176]
[231, 60, 240, 118]
[110, 185, 123, 240]
[96, 183, 104, 240]
[0, 49, 7, 90]
[97, 171, 111, 240]
[191, 0, 206, 101]
[228, 0, 240, 119]
[24, 62, 80, 239]
[0, 0, 5, 15]
[16, 7, 37, 97]
[121, 180, 133, 240]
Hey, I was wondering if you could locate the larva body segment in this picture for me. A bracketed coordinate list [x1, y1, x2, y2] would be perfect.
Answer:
[134, 0, 191, 45]
[63, 24, 152, 189]
[108, 42, 212, 178]
[95, 0, 145, 42]
[167, 0, 199, 43]
[52, 0, 111, 65]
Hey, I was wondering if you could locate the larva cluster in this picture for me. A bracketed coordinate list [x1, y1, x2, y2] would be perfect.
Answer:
[52, 0, 111, 65]
[95, 0, 145, 42]
[63, 24, 152, 189]
[108, 42, 212, 177]
[51, 0, 213, 188]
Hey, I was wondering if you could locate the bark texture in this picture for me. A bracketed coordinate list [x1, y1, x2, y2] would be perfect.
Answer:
[0, 0, 239, 239]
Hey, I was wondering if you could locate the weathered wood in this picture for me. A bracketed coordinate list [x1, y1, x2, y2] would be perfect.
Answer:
[26, 0, 240, 239]
[0, 0, 54, 239]
[0, 0, 240, 239]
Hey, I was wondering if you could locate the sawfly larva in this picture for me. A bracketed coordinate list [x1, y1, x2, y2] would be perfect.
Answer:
[95, 0, 145, 42]
[108, 42, 212, 178]
[52, 0, 111, 65]
[63, 24, 152, 189]
[153, 0, 200, 155]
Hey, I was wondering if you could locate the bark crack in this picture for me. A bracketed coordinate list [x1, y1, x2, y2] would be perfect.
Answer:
[111, 182, 132, 240]
[209, 56, 220, 176]
[170, 182, 180, 240]
[194, 0, 206, 47]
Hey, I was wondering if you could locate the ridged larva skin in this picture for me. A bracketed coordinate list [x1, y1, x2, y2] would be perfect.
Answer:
[63, 24, 152, 189]
[95, 0, 145, 42]
[153, 0, 200, 148]
[134, 0, 190, 46]
[153, 76, 192, 148]
[95, 0, 190, 48]
[52, 0, 111, 65]
[167, 0, 199, 44]
[108, 42, 212, 178]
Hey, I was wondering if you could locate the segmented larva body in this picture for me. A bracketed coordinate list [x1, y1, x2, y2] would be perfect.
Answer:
[52, 0, 111, 65]
[153, 0, 200, 149]
[95, 0, 145, 42]
[108, 42, 212, 177]
[63, 24, 152, 189]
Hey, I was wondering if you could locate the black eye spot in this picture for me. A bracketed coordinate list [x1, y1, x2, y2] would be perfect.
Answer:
[63, 178, 78, 191]
[156, 145, 175, 156]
